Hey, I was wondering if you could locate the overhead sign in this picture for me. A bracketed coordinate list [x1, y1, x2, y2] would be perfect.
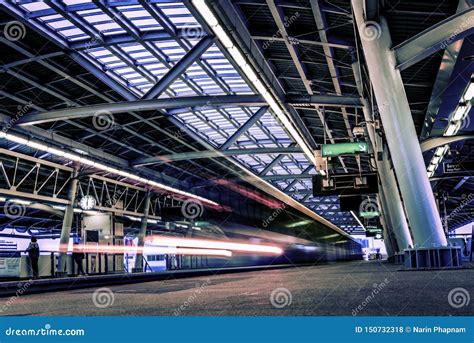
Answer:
[443, 161, 474, 174]
[313, 173, 378, 196]
[365, 226, 382, 239]
[321, 142, 369, 157]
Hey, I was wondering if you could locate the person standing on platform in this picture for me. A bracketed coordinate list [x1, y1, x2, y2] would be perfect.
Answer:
[72, 242, 86, 276]
[26, 236, 40, 279]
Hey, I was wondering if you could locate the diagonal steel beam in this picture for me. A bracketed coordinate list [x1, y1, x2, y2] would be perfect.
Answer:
[144, 36, 215, 99]
[220, 106, 269, 150]
[394, 7, 474, 70]
[266, 0, 347, 173]
[420, 0, 471, 139]
[309, 0, 354, 140]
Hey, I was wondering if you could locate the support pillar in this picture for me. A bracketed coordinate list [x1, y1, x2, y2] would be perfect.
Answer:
[56, 170, 79, 276]
[351, 60, 413, 252]
[378, 150, 414, 250]
[378, 190, 398, 257]
[352, 1, 447, 247]
[134, 192, 151, 272]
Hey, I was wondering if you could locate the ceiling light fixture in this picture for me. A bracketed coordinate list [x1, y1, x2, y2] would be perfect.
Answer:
[426, 76, 472, 177]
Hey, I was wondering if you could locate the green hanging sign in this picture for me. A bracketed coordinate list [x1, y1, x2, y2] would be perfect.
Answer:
[321, 142, 370, 157]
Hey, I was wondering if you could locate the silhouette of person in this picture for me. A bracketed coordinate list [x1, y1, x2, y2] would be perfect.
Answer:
[26, 236, 40, 279]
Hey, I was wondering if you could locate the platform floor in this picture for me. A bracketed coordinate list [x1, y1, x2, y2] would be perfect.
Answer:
[1, 261, 472, 316]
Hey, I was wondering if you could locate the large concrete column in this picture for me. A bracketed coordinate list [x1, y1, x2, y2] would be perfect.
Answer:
[378, 190, 398, 256]
[352, 61, 413, 252]
[378, 151, 414, 250]
[134, 192, 151, 272]
[379, 211, 395, 257]
[56, 170, 79, 276]
[352, 1, 447, 247]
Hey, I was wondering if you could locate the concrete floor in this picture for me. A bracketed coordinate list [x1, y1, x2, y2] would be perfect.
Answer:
[1, 261, 473, 316]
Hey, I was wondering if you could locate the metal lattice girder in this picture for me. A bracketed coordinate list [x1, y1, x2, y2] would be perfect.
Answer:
[0, 148, 162, 218]
[132, 147, 303, 167]
[394, 7, 474, 70]
[0, 148, 73, 205]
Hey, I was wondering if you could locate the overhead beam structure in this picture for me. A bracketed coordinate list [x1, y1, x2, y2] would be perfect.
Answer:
[394, 7, 474, 70]
[132, 147, 303, 167]
[17, 95, 362, 126]
[421, 135, 474, 152]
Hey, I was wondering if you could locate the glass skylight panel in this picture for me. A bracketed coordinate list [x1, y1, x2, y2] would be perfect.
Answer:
[185, 64, 207, 78]
[94, 22, 124, 34]
[224, 108, 249, 125]
[129, 50, 154, 59]
[40, 14, 63, 21]
[270, 165, 286, 175]
[169, 80, 197, 97]
[64, 0, 92, 5]
[83, 13, 112, 24]
[158, 2, 199, 28]
[145, 65, 169, 78]
[58, 27, 88, 39]
[234, 155, 273, 174]
[48, 19, 74, 30]
[10, 1, 319, 211]
[259, 112, 291, 142]
[299, 179, 313, 188]
[21, 2, 50, 12]
[133, 19, 161, 30]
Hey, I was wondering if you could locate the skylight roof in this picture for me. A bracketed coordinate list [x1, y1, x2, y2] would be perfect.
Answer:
[10, 0, 313, 201]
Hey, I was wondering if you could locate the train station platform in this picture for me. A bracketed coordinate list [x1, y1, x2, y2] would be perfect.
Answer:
[0, 264, 295, 299]
[1, 261, 472, 316]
